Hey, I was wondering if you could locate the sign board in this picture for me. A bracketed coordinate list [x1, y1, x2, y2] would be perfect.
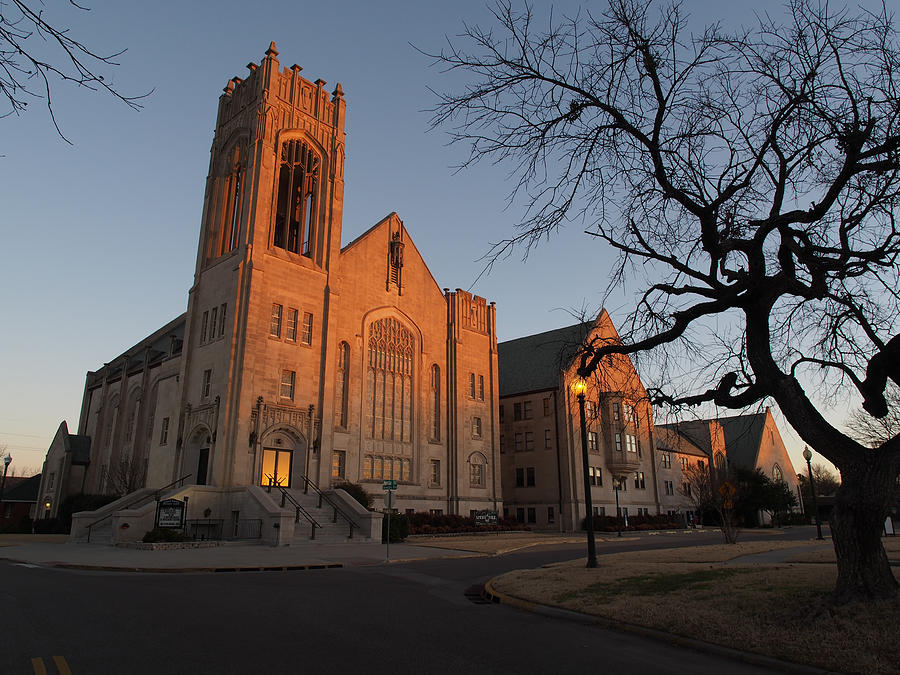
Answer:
[474, 510, 499, 526]
[157, 498, 185, 528]
[718, 481, 737, 499]
[382, 480, 397, 491]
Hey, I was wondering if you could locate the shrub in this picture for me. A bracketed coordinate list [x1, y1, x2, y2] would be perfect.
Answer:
[142, 527, 185, 543]
[580, 513, 682, 532]
[333, 482, 373, 510]
[405, 512, 529, 535]
[382, 512, 410, 543]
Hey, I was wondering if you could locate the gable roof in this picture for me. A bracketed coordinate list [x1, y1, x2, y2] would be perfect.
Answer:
[659, 412, 768, 470]
[498, 321, 593, 397]
[2, 474, 40, 502]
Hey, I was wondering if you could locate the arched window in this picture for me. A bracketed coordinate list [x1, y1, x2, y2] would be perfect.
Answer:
[206, 142, 246, 262]
[469, 452, 487, 488]
[366, 318, 413, 441]
[431, 364, 440, 441]
[714, 452, 726, 473]
[335, 342, 350, 428]
[773, 464, 783, 482]
[273, 139, 319, 259]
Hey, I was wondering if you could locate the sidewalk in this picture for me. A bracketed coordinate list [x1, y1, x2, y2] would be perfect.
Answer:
[0, 539, 480, 572]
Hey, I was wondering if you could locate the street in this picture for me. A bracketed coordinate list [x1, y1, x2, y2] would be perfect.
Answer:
[2, 529, 813, 674]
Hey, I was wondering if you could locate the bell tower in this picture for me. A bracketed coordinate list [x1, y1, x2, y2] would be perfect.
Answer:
[176, 44, 347, 489]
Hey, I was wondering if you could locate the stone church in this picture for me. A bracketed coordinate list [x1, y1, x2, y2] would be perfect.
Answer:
[39, 44, 501, 539]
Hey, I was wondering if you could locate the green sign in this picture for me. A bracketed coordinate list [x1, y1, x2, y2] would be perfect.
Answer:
[382, 480, 397, 491]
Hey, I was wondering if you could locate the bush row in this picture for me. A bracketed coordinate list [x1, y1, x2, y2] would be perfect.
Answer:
[580, 513, 684, 532]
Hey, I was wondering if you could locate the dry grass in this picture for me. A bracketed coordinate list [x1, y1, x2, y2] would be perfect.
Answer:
[410, 533, 586, 554]
[492, 542, 900, 674]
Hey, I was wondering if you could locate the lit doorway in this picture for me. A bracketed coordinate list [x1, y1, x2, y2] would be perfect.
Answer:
[260, 448, 292, 488]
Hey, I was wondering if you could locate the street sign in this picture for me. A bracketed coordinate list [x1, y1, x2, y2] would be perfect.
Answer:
[382, 479, 397, 491]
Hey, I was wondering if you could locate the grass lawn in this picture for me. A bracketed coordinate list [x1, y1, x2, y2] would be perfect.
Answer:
[491, 538, 900, 674]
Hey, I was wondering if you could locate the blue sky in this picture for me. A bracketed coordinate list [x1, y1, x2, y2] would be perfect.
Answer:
[1, 0, 884, 474]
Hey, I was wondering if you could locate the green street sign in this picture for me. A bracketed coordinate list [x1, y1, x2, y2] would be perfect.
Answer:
[382, 480, 397, 491]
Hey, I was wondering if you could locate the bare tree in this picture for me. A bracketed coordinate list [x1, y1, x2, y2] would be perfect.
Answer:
[102, 458, 144, 497]
[1, 0, 146, 141]
[846, 385, 900, 448]
[429, 0, 900, 602]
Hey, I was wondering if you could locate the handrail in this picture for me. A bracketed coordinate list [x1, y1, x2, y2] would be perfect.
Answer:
[299, 474, 358, 539]
[85, 473, 193, 543]
[265, 475, 321, 539]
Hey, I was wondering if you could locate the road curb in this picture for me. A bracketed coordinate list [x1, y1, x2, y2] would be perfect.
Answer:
[481, 578, 836, 675]
[1, 557, 343, 573]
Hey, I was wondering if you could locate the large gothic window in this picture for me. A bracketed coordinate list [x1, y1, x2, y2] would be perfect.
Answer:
[273, 139, 319, 258]
[206, 143, 245, 262]
[366, 318, 413, 442]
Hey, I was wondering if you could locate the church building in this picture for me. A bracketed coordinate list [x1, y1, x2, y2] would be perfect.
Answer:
[38, 44, 501, 537]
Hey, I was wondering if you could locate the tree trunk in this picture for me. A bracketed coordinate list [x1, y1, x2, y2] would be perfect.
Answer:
[829, 456, 898, 604]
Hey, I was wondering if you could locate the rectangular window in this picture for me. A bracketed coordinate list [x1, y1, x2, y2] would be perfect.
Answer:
[500, 435, 505, 453]
[515, 467, 525, 487]
[219, 303, 227, 336]
[332, 450, 346, 479]
[286, 308, 298, 342]
[585, 400, 596, 418]
[209, 307, 218, 342]
[626, 434, 637, 453]
[202, 369, 212, 398]
[430, 509, 444, 516]
[516, 507, 525, 523]
[634, 471, 646, 489]
[160, 417, 170, 445]
[200, 311, 209, 344]
[280, 369, 295, 400]
[547, 506, 555, 524]
[478, 375, 485, 400]
[270, 303, 283, 337]
[588, 431, 599, 452]
[523, 400, 533, 419]
[499, 404, 504, 423]
[472, 417, 482, 438]
[514, 402, 522, 421]
[526, 466, 535, 487]
[469, 373, 476, 399]
[48, 472, 55, 489]
[683, 482, 692, 497]
[430, 459, 441, 486]
[527, 507, 536, 524]
[469, 462, 485, 488]
[543, 397, 551, 416]
[613, 402, 619, 421]
[301, 312, 313, 345]
[515, 433, 524, 452]
[662, 453, 672, 469]
[544, 429, 552, 449]
[615, 433, 622, 452]
[681, 457, 689, 470]
[664, 480, 674, 495]
[597, 506, 606, 517]
[524, 431, 534, 450]
[698, 459, 705, 470]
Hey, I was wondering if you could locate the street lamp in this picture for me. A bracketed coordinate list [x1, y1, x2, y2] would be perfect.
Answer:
[571, 377, 598, 568]
[0, 454, 11, 515]
[802, 446, 825, 540]
[614, 476, 622, 537]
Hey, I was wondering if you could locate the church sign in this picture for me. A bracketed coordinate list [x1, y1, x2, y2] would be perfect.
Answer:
[475, 510, 499, 526]
[156, 499, 186, 529]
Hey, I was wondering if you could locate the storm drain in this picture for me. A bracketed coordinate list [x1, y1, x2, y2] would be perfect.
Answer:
[464, 584, 493, 604]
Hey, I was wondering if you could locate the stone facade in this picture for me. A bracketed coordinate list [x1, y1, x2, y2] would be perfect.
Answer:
[49, 44, 500, 520]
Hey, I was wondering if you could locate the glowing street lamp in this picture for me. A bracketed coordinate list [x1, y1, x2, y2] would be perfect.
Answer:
[0, 454, 11, 517]
[571, 377, 597, 568]
[802, 446, 825, 540]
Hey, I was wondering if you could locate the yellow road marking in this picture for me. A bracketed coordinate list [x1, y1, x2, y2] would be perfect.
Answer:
[54, 656, 72, 675]
[31, 657, 47, 675]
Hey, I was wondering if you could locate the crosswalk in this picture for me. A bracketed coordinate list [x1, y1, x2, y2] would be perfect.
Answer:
[30, 656, 71, 675]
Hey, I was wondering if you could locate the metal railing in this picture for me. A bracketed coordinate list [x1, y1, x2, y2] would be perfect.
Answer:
[186, 518, 223, 541]
[232, 519, 262, 540]
[265, 475, 322, 539]
[85, 473, 193, 543]
[299, 474, 357, 539]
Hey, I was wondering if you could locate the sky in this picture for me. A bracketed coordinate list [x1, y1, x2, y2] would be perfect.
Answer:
[1, 0, 890, 476]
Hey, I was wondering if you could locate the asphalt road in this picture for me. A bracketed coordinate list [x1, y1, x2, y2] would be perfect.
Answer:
[3, 528, 815, 674]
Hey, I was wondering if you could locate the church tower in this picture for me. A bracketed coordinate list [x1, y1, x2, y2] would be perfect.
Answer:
[175, 43, 347, 489]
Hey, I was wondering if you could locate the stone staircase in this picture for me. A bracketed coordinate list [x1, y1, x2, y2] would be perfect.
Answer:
[265, 486, 375, 545]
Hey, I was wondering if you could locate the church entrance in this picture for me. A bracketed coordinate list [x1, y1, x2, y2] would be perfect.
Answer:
[260, 448, 292, 488]
[197, 447, 209, 485]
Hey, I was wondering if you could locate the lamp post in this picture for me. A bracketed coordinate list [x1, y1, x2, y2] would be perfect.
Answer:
[0, 454, 11, 518]
[571, 377, 597, 568]
[802, 446, 825, 540]
[614, 476, 622, 537]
